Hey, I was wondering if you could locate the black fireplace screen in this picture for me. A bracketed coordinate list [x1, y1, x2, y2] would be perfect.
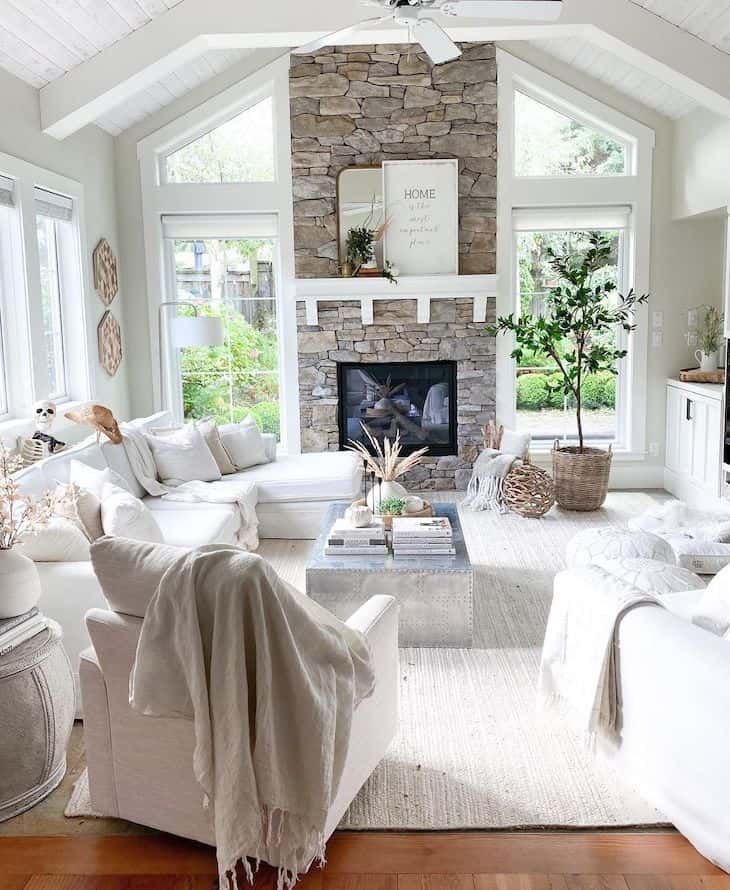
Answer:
[337, 361, 457, 456]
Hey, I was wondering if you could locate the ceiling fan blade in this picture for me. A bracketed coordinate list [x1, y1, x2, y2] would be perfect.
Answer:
[441, 1, 563, 21]
[295, 16, 391, 55]
[413, 17, 462, 65]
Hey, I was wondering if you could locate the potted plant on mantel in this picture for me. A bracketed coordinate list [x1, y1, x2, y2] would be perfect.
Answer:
[490, 233, 649, 511]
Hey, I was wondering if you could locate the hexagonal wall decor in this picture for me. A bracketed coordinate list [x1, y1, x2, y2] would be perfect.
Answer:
[98, 311, 122, 376]
[93, 238, 119, 306]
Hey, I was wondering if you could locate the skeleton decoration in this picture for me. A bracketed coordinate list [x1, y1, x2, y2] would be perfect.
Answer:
[32, 400, 65, 454]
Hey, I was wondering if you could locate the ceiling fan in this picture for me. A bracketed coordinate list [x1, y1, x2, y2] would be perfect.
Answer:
[296, 0, 563, 66]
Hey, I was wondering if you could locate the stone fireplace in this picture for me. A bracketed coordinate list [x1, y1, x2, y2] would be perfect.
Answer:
[296, 297, 495, 490]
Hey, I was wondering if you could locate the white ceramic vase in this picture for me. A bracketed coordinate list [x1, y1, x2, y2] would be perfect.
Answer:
[0, 548, 41, 618]
[695, 349, 718, 373]
[367, 479, 408, 512]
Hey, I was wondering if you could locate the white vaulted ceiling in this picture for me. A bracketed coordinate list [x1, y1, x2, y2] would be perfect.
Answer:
[629, 0, 730, 55]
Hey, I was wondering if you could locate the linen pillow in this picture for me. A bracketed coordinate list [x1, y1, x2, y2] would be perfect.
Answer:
[692, 563, 730, 636]
[219, 416, 269, 470]
[100, 484, 164, 543]
[196, 418, 237, 475]
[17, 518, 91, 562]
[69, 459, 129, 497]
[90, 536, 187, 617]
[55, 483, 104, 542]
[144, 423, 221, 486]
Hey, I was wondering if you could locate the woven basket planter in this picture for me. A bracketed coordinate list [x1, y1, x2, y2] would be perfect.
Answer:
[551, 443, 612, 511]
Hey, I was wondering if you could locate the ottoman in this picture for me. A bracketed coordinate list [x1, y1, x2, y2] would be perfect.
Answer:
[0, 620, 75, 821]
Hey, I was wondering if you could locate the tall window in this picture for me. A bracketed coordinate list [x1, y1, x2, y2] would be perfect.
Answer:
[164, 97, 275, 184]
[35, 213, 68, 400]
[167, 233, 281, 438]
[514, 90, 627, 177]
[514, 221, 626, 443]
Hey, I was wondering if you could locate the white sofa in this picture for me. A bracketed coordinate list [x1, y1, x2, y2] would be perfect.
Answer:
[15, 410, 363, 711]
[80, 593, 399, 844]
[553, 571, 730, 872]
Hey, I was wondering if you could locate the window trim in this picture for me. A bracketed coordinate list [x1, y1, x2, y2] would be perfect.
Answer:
[497, 50, 654, 458]
[137, 55, 299, 454]
[0, 151, 91, 429]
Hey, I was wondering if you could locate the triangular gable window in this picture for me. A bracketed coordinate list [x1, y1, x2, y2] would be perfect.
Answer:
[165, 96, 275, 184]
[514, 90, 627, 177]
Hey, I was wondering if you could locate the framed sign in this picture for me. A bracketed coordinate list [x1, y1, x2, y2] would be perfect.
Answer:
[382, 159, 459, 276]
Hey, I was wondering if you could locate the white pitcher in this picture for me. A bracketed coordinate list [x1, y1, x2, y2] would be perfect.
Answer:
[695, 349, 719, 373]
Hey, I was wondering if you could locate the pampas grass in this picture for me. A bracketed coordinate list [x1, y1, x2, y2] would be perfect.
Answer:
[347, 424, 428, 481]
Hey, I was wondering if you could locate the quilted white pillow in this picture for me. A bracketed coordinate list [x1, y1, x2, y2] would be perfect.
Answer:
[693, 563, 730, 636]
[219, 416, 269, 470]
[17, 517, 91, 562]
[592, 557, 705, 595]
[566, 527, 675, 569]
[100, 484, 163, 543]
[145, 423, 221, 486]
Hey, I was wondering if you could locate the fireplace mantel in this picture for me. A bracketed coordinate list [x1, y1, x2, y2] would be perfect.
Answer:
[294, 274, 498, 326]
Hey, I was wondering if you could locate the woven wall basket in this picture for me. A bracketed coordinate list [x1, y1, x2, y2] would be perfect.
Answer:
[552, 443, 612, 511]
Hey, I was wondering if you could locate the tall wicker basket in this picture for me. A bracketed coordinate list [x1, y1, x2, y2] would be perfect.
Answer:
[551, 442, 612, 511]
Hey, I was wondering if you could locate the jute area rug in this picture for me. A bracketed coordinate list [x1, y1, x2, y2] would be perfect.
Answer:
[66, 491, 666, 830]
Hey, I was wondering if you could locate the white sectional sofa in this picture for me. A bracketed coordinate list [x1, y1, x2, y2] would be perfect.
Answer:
[15, 410, 363, 711]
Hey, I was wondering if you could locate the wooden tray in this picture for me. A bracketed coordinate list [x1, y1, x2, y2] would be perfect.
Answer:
[678, 367, 725, 384]
[353, 498, 433, 531]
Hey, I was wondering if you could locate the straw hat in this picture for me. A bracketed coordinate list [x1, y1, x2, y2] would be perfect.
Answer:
[64, 404, 122, 444]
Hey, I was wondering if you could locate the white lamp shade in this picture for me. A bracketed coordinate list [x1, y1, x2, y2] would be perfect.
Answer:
[169, 315, 224, 348]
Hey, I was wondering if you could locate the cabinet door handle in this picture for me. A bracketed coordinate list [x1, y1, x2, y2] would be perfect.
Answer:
[686, 398, 694, 421]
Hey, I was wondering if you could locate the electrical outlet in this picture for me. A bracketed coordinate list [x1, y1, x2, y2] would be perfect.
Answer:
[649, 442, 660, 457]
[687, 331, 698, 348]
[652, 330, 663, 347]
[688, 308, 699, 328]
[652, 311, 664, 329]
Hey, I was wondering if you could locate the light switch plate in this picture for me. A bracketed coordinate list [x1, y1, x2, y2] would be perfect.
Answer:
[688, 309, 699, 328]
[652, 311, 663, 329]
[687, 332, 698, 348]
[652, 330, 663, 347]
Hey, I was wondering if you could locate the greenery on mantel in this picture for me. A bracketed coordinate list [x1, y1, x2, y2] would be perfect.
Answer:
[489, 232, 649, 452]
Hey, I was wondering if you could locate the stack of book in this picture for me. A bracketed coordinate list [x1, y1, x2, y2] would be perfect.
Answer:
[0, 607, 47, 657]
[391, 516, 456, 559]
[325, 516, 388, 556]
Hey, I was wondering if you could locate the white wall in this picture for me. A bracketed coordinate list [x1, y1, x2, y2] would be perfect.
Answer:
[672, 107, 730, 220]
[0, 67, 130, 443]
[500, 43, 725, 487]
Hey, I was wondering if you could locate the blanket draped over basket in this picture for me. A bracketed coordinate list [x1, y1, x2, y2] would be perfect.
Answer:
[129, 545, 375, 889]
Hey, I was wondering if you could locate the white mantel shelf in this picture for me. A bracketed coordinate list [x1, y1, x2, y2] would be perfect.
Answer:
[293, 274, 498, 325]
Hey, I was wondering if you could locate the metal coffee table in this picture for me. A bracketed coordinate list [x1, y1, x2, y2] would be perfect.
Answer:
[306, 502, 473, 647]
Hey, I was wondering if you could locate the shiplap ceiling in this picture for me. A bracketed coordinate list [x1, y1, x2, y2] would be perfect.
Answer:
[526, 36, 699, 119]
[629, 0, 730, 55]
[0, 0, 727, 133]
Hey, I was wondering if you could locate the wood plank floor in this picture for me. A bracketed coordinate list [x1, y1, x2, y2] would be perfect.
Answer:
[0, 832, 724, 889]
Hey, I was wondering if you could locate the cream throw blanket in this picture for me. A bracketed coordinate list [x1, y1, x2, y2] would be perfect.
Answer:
[129, 545, 375, 888]
[461, 449, 517, 512]
[121, 425, 259, 549]
[539, 565, 664, 747]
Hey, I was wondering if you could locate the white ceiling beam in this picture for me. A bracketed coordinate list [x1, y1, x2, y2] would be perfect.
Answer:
[39, 0, 730, 139]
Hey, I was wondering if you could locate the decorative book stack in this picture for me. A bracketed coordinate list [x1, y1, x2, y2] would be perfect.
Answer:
[0, 607, 47, 656]
[391, 516, 456, 559]
[325, 516, 388, 556]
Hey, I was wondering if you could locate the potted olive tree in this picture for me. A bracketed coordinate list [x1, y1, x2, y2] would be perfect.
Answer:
[490, 233, 648, 511]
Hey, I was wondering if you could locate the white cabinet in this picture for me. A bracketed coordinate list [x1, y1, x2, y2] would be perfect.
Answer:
[665, 379, 723, 504]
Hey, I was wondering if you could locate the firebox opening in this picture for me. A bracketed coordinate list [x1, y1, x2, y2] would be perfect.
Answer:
[337, 360, 458, 457]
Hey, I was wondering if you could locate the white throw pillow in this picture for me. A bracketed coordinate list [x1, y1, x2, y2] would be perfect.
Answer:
[55, 482, 104, 542]
[692, 563, 730, 636]
[144, 423, 221, 486]
[70, 459, 129, 497]
[196, 418, 237, 475]
[219, 416, 269, 470]
[100, 484, 164, 543]
[566, 527, 675, 569]
[17, 517, 91, 562]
